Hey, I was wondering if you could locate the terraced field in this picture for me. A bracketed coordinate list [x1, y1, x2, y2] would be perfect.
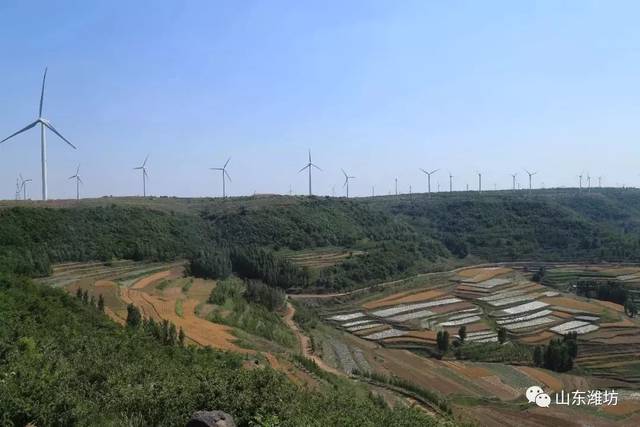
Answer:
[280, 247, 364, 270]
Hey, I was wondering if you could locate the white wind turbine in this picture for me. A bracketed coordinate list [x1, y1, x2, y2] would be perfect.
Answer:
[342, 169, 355, 198]
[524, 169, 537, 190]
[68, 165, 82, 200]
[211, 157, 232, 198]
[19, 174, 33, 200]
[133, 155, 150, 197]
[298, 150, 321, 196]
[420, 168, 439, 194]
[0, 68, 77, 200]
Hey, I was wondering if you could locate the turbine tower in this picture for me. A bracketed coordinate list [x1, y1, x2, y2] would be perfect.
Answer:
[15, 178, 20, 201]
[578, 173, 583, 190]
[68, 165, 82, 200]
[134, 155, 149, 197]
[511, 173, 517, 190]
[524, 169, 537, 190]
[342, 169, 355, 198]
[420, 168, 439, 194]
[449, 172, 454, 192]
[211, 157, 231, 198]
[587, 173, 591, 191]
[598, 176, 602, 188]
[298, 150, 321, 196]
[477, 171, 482, 192]
[19, 174, 32, 200]
[395, 178, 398, 196]
[0, 68, 77, 200]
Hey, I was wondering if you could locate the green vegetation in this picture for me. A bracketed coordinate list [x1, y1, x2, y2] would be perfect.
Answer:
[175, 299, 184, 317]
[454, 342, 533, 364]
[533, 333, 578, 372]
[436, 330, 450, 353]
[207, 277, 296, 348]
[0, 274, 444, 426]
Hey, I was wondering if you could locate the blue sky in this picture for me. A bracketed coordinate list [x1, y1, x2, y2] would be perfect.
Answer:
[1, 1, 640, 199]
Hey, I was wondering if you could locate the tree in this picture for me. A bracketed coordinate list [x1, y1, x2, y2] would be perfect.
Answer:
[437, 330, 449, 353]
[564, 331, 578, 358]
[532, 266, 546, 283]
[533, 346, 543, 367]
[178, 327, 185, 346]
[82, 290, 89, 305]
[98, 294, 105, 312]
[458, 325, 467, 343]
[625, 299, 638, 318]
[497, 327, 507, 344]
[126, 304, 142, 329]
[89, 295, 96, 307]
[76, 288, 82, 299]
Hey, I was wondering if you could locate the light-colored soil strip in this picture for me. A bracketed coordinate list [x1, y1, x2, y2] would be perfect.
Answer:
[388, 309, 435, 322]
[575, 315, 599, 322]
[487, 293, 543, 307]
[371, 298, 462, 318]
[496, 309, 552, 325]
[540, 297, 600, 313]
[517, 366, 563, 391]
[549, 320, 589, 334]
[472, 278, 512, 289]
[342, 319, 374, 327]
[328, 312, 365, 322]
[504, 317, 555, 331]
[131, 269, 175, 289]
[501, 301, 549, 316]
[363, 328, 407, 340]
[438, 316, 482, 328]
[347, 323, 385, 332]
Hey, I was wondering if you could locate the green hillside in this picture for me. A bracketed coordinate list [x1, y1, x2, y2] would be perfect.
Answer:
[3, 188, 640, 290]
[0, 273, 441, 426]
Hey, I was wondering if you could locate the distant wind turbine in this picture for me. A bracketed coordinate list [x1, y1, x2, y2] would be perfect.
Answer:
[15, 177, 20, 200]
[578, 173, 583, 190]
[511, 173, 517, 190]
[68, 165, 82, 200]
[598, 176, 602, 188]
[298, 150, 321, 196]
[448, 172, 454, 192]
[371, 186, 375, 197]
[395, 178, 398, 196]
[477, 171, 482, 192]
[524, 169, 537, 190]
[211, 157, 231, 198]
[587, 173, 591, 191]
[420, 168, 439, 194]
[0, 68, 77, 200]
[342, 169, 355, 198]
[19, 174, 32, 200]
[133, 155, 150, 197]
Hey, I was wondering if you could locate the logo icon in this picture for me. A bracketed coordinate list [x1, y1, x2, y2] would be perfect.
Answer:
[526, 385, 551, 407]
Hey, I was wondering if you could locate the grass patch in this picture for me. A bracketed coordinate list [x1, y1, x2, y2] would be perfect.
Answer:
[156, 280, 171, 291]
[175, 299, 184, 317]
[182, 278, 194, 293]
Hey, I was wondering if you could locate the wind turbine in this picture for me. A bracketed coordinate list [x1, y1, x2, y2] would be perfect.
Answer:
[477, 171, 482, 192]
[511, 173, 517, 190]
[298, 150, 321, 196]
[19, 174, 32, 200]
[420, 168, 439, 194]
[342, 169, 355, 198]
[395, 178, 398, 196]
[448, 172, 454, 192]
[0, 68, 77, 200]
[578, 173, 583, 190]
[587, 173, 591, 191]
[371, 186, 375, 197]
[598, 176, 602, 188]
[211, 157, 231, 198]
[15, 178, 20, 200]
[68, 165, 82, 200]
[133, 155, 149, 197]
[524, 169, 537, 190]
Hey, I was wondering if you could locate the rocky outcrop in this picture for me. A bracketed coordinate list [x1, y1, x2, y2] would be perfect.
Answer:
[186, 411, 236, 427]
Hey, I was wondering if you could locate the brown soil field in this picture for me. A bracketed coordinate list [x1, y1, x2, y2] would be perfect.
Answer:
[457, 267, 512, 281]
[517, 366, 563, 391]
[430, 301, 475, 314]
[541, 296, 602, 313]
[600, 319, 636, 328]
[185, 278, 216, 300]
[131, 269, 177, 290]
[363, 289, 445, 309]
[520, 331, 555, 344]
[550, 310, 574, 319]
[462, 322, 491, 333]
[443, 361, 492, 379]
[593, 300, 625, 313]
[601, 400, 640, 416]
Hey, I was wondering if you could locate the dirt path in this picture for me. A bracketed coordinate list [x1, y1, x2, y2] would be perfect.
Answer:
[283, 302, 344, 376]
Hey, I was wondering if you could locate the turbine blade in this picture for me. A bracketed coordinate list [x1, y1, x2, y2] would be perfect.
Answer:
[39, 67, 47, 117]
[311, 163, 322, 171]
[224, 157, 231, 168]
[342, 169, 347, 178]
[420, 168, 427, 174]
[0, 120, 39, 144]
[133, 167, 143, 170]
[76, 165, 80, 175]
[68, 175, 76, 180]
[298, 165, 310, 173]
[78, 177, 83, 184]
[143, 154, 149, 167]
[43, 121, 76, 149]
[224, 170, 232, 182]
[308, 149, 311, 163]
[210, 168, 223, 171]
[431, 169, 440, 174]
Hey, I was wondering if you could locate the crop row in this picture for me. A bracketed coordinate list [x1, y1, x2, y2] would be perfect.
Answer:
[496, 309, 552, 325]
[371, 298, 462, 318]
[363, 328, 407, 340]
[502, 301, 549, 315]
[504, 317, 554, 331]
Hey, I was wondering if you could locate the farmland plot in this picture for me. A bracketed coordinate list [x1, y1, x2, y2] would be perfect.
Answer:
[371, 298, 462, 318]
